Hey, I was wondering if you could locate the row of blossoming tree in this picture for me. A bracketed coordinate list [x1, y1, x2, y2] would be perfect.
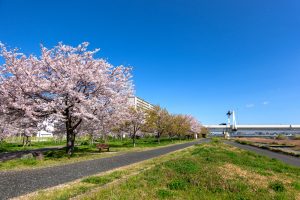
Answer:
[0, 42, 205, 154]
[120, 105, 206, 147]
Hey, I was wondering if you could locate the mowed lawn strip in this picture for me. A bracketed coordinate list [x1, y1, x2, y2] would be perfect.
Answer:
[17, 139, 300, 200]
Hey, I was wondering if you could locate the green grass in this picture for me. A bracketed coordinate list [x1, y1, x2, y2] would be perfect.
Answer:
[291, 181, 300, 191]
[30, 170, 129, 200]
[269, 180, 285, 192]
[0, 144, 107, 171]
[82, 171, 126, 185]
[108, 137, 191, 148]
[0, 139, 66, 153]
[20, 141, 300, 200]
[156, 189, 173, 199]
[0, 137, 190, 153]
[77, 141, 300, 200]
[25, 157, 162, 200]
[35, 184, 92, 200]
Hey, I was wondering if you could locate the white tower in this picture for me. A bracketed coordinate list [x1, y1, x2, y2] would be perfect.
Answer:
[226, 111, 232, 128]
[225, 111, 232, 139]
[232, 110, 237, 130]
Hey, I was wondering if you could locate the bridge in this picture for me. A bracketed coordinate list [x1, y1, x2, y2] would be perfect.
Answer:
[203, 110, 300, 136]
[204, 124, 300, 131]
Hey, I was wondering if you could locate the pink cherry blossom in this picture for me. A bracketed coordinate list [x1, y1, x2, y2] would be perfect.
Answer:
[0, 42, 133, 154]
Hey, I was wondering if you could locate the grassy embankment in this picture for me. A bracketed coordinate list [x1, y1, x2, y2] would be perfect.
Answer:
[0, 137, 194, 171]
[19, 139, 300, 200]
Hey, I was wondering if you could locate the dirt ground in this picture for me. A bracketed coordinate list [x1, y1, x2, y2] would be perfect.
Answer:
[235, 137, 300, 150]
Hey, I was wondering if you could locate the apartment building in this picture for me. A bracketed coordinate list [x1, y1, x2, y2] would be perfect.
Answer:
[128, 96, 154, 111]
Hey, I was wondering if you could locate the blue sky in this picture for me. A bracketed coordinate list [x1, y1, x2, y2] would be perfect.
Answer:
[0, 0, 300, 124]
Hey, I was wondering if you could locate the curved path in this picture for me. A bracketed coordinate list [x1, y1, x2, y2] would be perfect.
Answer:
[224, 141, 300, 167]
[0, 139, 209, 200]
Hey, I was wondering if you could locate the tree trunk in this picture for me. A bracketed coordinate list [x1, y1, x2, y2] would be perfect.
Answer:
[27, 136, 31, 146]
[157, 133, 160, 144]
[66, 130, 75, 155]
[64, 106, 82, 155]
[22, 135, 25, 147]
[22, 135, 30, 147]
[103, 133, 109, 143]
[132, 133, 136, 147]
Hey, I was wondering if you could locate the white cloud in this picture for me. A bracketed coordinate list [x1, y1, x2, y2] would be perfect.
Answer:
[262, 101, 269, 105]
[246, 104, 255, 108]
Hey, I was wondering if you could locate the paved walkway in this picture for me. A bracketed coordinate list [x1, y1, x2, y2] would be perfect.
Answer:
[224, 141, 300, 167]
[0, 139, 208, 200]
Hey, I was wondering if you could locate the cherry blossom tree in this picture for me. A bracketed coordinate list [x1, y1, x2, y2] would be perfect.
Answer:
[0, 111, 36, 145]
[0, 117, 13, 144]
[0, 42, 133, 154]
[94, 96, 131, 142]
[186, 115, 202, 139]
[124, 107, 146, 147]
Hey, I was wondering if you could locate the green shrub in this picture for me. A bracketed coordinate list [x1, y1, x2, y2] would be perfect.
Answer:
[269, 181, 285, 192]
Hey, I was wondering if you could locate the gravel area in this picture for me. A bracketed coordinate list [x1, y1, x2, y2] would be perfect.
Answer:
[224, 140, 300, 167]
[0, 139, 208, 199]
